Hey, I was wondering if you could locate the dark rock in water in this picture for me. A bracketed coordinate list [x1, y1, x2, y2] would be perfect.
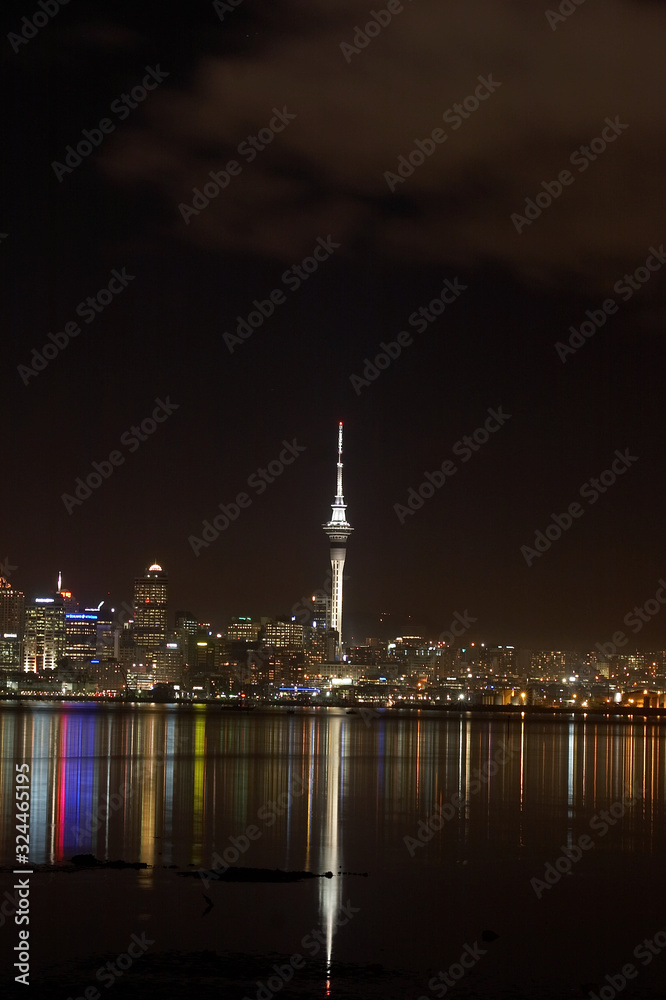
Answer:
[197, 867, 321, 883]
[106, 859, 148, 869]
[70, 854, 147, 870]
[71, 854, 103, 867]
[179, 867, 341, 883]
[179, 866, 369, 882]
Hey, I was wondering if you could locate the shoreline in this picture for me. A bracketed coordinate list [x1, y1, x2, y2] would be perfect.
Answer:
[0, 695, 665, 719]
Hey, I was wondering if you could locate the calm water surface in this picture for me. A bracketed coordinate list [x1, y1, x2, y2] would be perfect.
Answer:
[1, 704, 666, 998]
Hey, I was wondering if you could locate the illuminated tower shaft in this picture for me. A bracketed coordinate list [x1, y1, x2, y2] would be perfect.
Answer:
[322, 422, 353, 659]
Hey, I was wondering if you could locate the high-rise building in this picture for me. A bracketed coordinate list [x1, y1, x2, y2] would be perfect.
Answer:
[189, 633, 218, 674]
[175, 611, 198, 638]
[133, 563, 168, 654]
[175, 610, 198, 666]
[226, 616, 262, 642]
[310, 594, 331, 630]
[322, 422, 353, 660]
[65, 612, 98, 662]
[23, 594, 66, 672]
[303, 595, 336, 664]
[0, 575, 24, 668]
[261, 619, 305, 649]
[154, 644, 183, 684]
[259, 619, 306, 687]
[94, 604, 117, 661]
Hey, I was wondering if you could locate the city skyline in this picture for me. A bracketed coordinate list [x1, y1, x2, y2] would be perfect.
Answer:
[3, 3, 666, 649]
[4, 561, 666, 656]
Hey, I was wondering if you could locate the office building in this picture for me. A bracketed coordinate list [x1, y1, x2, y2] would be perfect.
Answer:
[23, 594, 66, 672]
[0, 575, 24, 668]
[65, 611, 98, 662]
[133, 562, 168, 654]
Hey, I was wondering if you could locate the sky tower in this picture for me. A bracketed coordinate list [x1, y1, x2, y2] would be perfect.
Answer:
[322, 422, 353, 659]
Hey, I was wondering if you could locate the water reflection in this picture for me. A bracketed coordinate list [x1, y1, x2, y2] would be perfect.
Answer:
[2, 704, 666, 990]
[318, 714, 343, 993]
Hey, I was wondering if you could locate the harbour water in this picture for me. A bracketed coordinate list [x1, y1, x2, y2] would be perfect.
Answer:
[1, 704, 666, 998]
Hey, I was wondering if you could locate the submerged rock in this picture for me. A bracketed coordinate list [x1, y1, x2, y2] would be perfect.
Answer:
[70, 854, 148, 870]
[179, 867, 368, 882]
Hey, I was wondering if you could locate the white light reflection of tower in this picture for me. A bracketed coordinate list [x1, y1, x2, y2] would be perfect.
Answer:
[322, 422, 353, 660]
[319, 715, 344, 994]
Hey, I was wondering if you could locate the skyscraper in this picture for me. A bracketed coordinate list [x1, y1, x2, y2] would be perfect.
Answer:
[0, 575, 24, 668]
[133, 563, 168, 655]
[226, 616, 262, 642]
[23, 594, 66, 672]
[65, 612, 99, 662]
[322, 422, 353, 660]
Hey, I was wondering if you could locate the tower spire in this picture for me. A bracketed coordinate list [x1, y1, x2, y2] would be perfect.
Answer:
[323, 421, 353, 659]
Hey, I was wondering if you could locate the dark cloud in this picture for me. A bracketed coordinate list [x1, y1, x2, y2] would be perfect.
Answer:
[97, 0, 666, 293]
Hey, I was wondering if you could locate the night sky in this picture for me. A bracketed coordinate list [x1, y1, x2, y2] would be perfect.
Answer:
[2, 0, 666, 648]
